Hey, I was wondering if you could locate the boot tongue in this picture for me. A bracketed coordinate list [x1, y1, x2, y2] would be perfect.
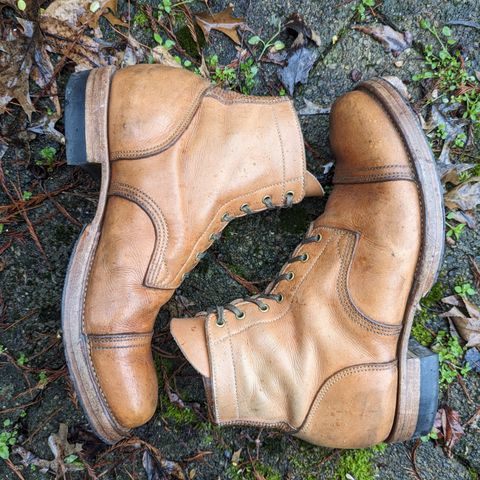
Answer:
[305, 171, 324, 197]
[170, 317, 211, 378]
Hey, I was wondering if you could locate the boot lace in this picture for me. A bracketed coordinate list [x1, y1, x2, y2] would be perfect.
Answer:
[183, 191, 296, 281]
[208, 233, 322, 327]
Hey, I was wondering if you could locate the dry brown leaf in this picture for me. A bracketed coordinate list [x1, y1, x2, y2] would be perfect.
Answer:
[433, 407, 464, 456]
[441, 295, 480, 347]
[444, 178, 480, 211]
[125, 35, 179, 68]
[353, 24, 413, 57]
[0, 20, 35, 118]
[195, 5, 245, 45]
[284, 12, 321, 48]
[39, 14, 109, 68]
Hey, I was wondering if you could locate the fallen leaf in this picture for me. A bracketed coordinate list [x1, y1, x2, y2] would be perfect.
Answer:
[446, 209, 476, 230]
[353, 24, 413, 57]
[195, 6, 245, 45]
[284, 12, 321, 48]
[13, 423, 84, 474]
[350, 68, 362, 82]
[298, 98, 330, 115]
[444, 179, 480, 211]
[470, 257, 480, 290]
[39, 14, 110, 68]
[231, 448, 242, 466]
[465, 348, 480, 373]
[441, 295, 480, 347]
[279, 47, 318, 95]
[142, 450, 185, 480]
[0, 20, 35, 118]
[439, 163, 475, 186]
[433, 406, 464, 456]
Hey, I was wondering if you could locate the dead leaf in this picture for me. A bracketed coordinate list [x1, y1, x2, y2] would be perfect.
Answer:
[446, 209, 476, 230]
[444, 179, 480, 211]
[279, 47, 318, 95]
[470, 257, 480, 290]
[195, 6, 245, 45]
[231, 448, 242, 465]
[439, 163, 475, 186]
[39, 14, 109, 68]
[298, 98, 330, 115]
[142, 450, 185, 480]
[353, 24, 413, 57]
[124, 35, 179, 68]
[0, 20, 35, 118]
[441, 295, 480, 347]
[284, 12, 321, 48]
[13, 423, 84, 474]
[465, 348, 480, 373]
[433, 406, 464, 456]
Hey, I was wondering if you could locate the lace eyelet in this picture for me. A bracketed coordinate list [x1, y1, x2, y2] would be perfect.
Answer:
[301, 253, 309, 262]
[235, 311, 246, 320]
[286, 191, 294, 198]
[216, 318, 226, 327]
[209, 233, 215, 242]
[262, 195, 272, 204]
[259, 304, 269, 312]
[286, 272, 295, 281]
[315, 234, 322, 242]
[276, 293, 284, 303]
[221, 213, 231, 222]
[240, 203, 250, 213]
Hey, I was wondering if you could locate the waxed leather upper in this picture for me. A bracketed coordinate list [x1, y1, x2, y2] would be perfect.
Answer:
[82, 64, 322, 429]
[171, 88, 422, 448]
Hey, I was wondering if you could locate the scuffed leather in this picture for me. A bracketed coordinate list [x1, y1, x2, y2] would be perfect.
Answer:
[83, 64, 322, 430]
[171, 89, 422, 448]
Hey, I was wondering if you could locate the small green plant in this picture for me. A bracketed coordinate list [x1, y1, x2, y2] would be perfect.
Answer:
[435, 123, 448, 140]
[239, 57, 258, 95]
[335, 443, 387, 480]
[454, 132, 467, 148]
[153, 32, 175, 50]
[158, 0, 193, 17]
[38, 370, 48, 388]
[0, 224, 3, 235]
[248, 21, 285, 60]
[162, 395, 196, 425]
[432, 330, 470, 386]
[208, 55, 237, 90]
[64, 454, 83, 468]
[353, 0, 376, 21]
[36, 146, 57, 171]
[17, 353, 28, 366]
[17, 0, 26, 11]
[420, 428, 439, 442]
[22, 191, 32, 201]
[414, 21, 480, 122]
[454, 282, 476, 298]
[0, 420, 18, 460]
[446, 213, 466, 241]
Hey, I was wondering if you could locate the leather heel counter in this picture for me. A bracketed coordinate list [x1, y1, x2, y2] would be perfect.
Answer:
[108, 65, 210, 160]
[296, 362, 397, 448]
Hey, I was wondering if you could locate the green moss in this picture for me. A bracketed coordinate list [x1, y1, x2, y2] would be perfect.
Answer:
[175, 25, 203, 57]
[420, 282, 444, 309]
[133, 10, 148, 27]
[335, 444, 387, 480]
[412, 309, 434, 347]
[161, 395, 197, 425]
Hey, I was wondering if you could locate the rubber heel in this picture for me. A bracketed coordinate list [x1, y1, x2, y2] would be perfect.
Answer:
[65, 70, 90, 167]
[389, 339, 439, 442]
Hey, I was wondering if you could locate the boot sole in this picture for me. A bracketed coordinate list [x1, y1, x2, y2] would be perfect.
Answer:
[62, 66, 130, 444]
[357, 78, 444, 442]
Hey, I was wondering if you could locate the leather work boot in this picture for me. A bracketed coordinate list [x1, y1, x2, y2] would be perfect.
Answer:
[62, 64, 323, 444]
[171, 77, 444, 448]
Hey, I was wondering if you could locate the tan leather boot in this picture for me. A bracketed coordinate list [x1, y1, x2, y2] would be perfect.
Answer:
[62, 64, 323, 444]
[171, 77, 444, 448]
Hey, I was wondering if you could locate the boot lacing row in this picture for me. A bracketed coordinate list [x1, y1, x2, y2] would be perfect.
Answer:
[209, 232, 322, 327]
